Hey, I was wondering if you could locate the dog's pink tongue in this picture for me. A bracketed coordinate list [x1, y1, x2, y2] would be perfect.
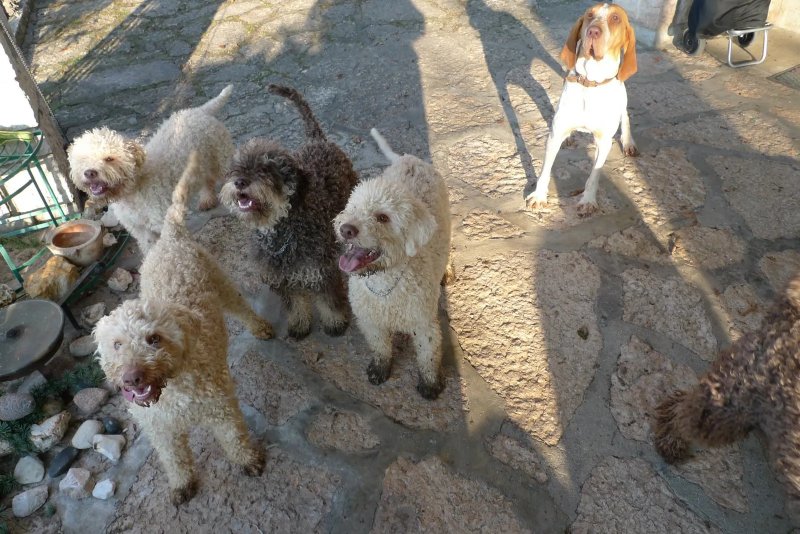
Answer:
[122, 388, 136, 402]
[339, 254, 362, 273]
[238, 198, 255, 210]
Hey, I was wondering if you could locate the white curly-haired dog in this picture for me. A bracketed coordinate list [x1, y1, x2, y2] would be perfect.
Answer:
[68, 85, 234, 251]
[334, 129, 453, 399]
[94, 155, 273, 505]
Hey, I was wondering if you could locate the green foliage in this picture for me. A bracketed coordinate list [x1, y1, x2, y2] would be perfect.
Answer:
[0, 361, 106, 456]
[0, 234, 43, 251]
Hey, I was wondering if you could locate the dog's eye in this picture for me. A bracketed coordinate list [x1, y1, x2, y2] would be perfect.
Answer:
[611, 14, 620, 22]
[146, 334, 161, 347]
[376, 213, 390, 224]
[104, 156, 115, 162]
[586, 12, 593, 19]
[114, 341, 122, 350]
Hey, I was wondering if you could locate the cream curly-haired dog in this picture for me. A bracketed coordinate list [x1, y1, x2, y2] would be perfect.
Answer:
[94, 155, 273, 505]
[68, 85, 234, 251]
[334, 129, 452, 399]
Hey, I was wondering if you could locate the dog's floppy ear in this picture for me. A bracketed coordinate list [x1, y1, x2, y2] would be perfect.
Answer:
[618, 21, 638, 82]
[560, 15, 584, 70]
[124, 140, 146, 168]
[265, 153, 305, 197]
[169, 303, 202, 354]
[404, 199, 437, 257]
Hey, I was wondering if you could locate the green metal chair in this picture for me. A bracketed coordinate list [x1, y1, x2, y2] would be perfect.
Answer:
[0, 129, 73, 285]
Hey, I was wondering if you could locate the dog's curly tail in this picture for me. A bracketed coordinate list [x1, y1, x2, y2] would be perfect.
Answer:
[268, 84, 326, 141]
[370, 128, 401, 163]
[199, 84, 233, 116]
[164, 152, 199, 234]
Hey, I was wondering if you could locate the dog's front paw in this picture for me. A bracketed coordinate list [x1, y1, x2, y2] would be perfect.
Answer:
[198, 193, 219, 211]
[366, 359, 391, 385]
[323, 319, 349, 337]
[623, 143, 640, 157]
[287, 322, 311, 340]
[170, 479, 198, 506]
[252, 320, 275, 340]
[576, 201, 598, 217]
[525, 194, 548, 210]
[654, 432, 690, 464]
[243, 447, 266, 477]
[417, 375, 444, 400]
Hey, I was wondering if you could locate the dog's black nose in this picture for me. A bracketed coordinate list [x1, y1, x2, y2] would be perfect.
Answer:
[84, 169, 98, 180]
[340, 223, 358, 239]
[234, 178, 248, 189]
[122, 368, 144, 387]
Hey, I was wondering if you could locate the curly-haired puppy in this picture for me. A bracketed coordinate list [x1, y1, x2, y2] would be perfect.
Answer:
[220, 84, 358, 339]
[68, 85, 234, 251]
[94, 155, 273, 505]
[334, 129, 453, 399]
[654, 273, 800, 519]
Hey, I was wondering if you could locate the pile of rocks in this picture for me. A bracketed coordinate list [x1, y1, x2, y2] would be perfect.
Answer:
[1, 365, 128, 518]
[1, 296, 130, 519]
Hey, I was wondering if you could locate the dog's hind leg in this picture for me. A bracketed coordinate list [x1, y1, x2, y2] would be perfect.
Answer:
[412, 318, 445, 400]
[316, 278, 349, 337]
[210, 397, 266, 477]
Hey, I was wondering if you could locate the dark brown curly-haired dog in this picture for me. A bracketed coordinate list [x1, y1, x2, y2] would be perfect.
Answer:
[220, 84, 358, 339]
[654, 273, 800, 519]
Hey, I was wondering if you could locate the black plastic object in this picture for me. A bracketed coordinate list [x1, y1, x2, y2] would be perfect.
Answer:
[687, 0, 771, 38]
[0, 299, 65, 380]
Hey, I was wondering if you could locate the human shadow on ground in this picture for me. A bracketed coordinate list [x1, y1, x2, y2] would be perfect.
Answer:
[467, 0, 562, 188]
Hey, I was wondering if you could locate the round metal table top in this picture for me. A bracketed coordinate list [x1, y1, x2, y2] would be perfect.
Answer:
[0, 299, 65, 381]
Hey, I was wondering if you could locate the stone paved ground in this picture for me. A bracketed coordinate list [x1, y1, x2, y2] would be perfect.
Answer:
[6, 0, 800, 532]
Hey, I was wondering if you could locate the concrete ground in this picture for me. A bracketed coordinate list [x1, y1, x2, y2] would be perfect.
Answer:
[10, 0, 800, 532]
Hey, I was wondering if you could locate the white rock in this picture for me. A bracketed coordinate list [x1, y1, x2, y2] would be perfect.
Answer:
[12, 485, 48, 517]
[107, 268, 133, 292]
[69, 335, 97, 357]
[17, 371, 47, 395]
[59, 467, 93, 499]
[14, 456, 45, 485]
[71, 419, 103, 449]
[30, 411, 71, 453]
[92, 479, 115, 500]
[102, 233, 118, 247]
[80, 303, 106, 327]
[92, 434, 125, 462]
[100, 210, 119, 227]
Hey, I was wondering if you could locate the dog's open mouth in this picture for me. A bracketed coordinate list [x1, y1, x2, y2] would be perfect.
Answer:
[339, 243, 381, 273]
[122, 383, 163, 407]
[88, 182, 110, 196]
[236, 194, 261, 212]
